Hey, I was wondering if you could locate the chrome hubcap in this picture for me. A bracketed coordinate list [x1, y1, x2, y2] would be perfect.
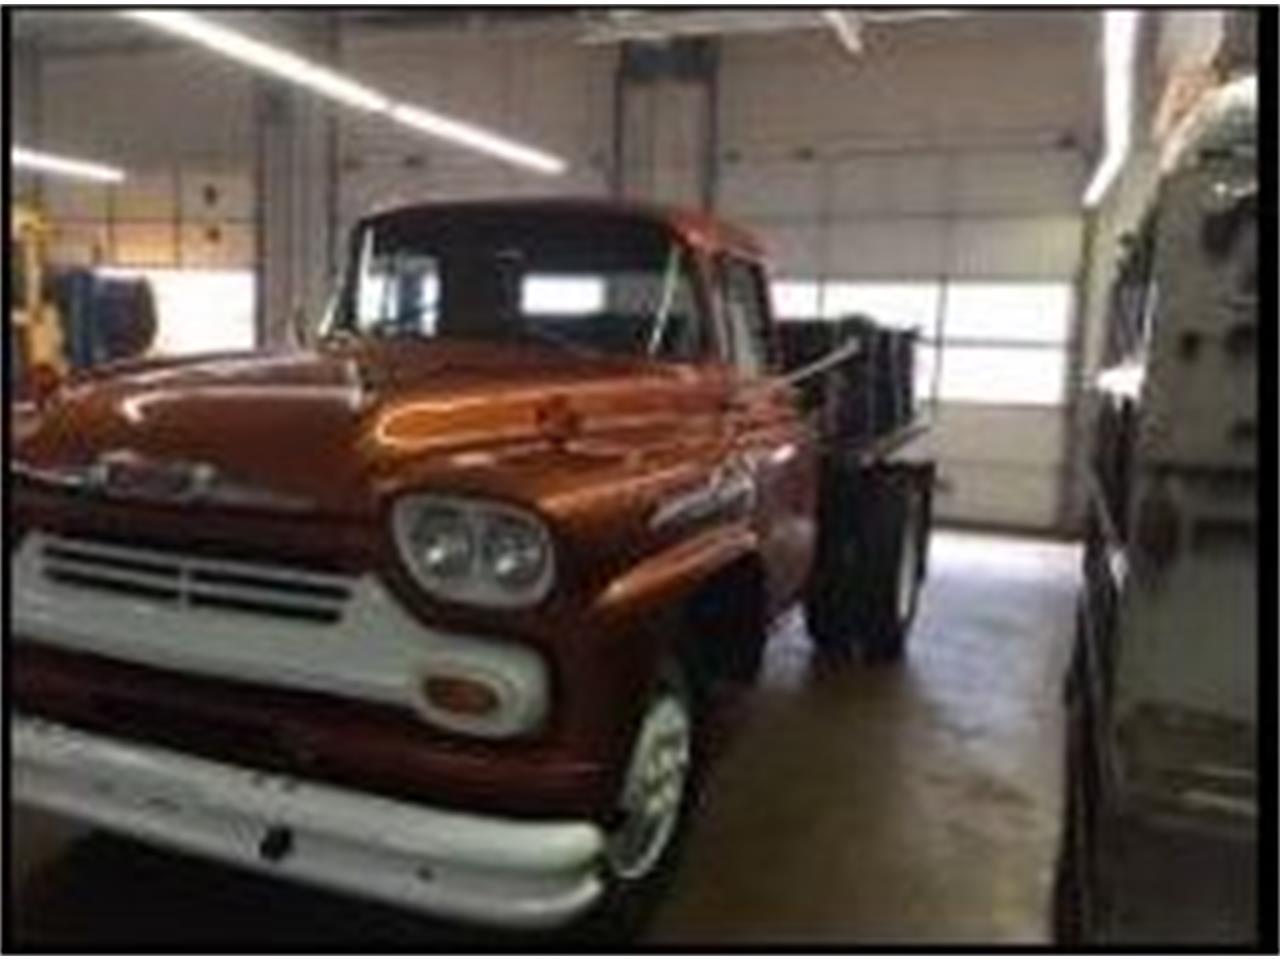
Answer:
[606, 693, 692, 881]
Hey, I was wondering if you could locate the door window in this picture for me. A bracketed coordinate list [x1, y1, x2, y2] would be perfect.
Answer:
[720, 258, 771, 377]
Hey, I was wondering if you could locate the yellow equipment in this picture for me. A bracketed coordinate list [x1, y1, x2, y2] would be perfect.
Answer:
[10, 205, 68, 384]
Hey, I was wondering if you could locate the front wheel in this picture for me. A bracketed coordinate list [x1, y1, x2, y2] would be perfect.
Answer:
[580, 660, 701, 939]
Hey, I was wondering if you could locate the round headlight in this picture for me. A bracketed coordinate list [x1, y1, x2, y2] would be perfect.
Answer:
[481, 515, 549, 589]
[410, 507, 474, 580]
[392, 495, 555, 608]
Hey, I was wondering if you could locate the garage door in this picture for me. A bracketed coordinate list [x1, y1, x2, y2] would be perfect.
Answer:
[721, 147, 1085, 532]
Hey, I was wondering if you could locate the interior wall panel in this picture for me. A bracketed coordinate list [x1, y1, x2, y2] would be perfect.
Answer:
[932, 461, 1064, 530]
[946, 216, 1084, 278]
[335, 23, 615, 237]
[924, 406, 1067, 466]
[827, 154, 951, 217]
[36, 46, 256, 269]
[719, 160, 824, 220]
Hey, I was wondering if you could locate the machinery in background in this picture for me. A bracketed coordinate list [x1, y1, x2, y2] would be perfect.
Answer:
[1055, 75, 1257, 944]
[52, 269, 159, 372]
[9, 205, 158, 399]
[10, 205, 67, 389]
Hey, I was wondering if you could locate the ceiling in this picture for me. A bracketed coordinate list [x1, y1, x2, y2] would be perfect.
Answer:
[11, 9, 583, 55]
[13, 9, 1096, 56]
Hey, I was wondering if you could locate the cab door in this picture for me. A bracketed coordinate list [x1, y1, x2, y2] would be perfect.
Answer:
[714, 254, 818, 614]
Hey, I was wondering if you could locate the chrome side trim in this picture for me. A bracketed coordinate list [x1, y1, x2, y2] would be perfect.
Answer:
[649, 462, 757, 532]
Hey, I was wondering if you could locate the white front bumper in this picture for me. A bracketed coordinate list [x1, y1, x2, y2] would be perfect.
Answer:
[12, 716, 606, 929]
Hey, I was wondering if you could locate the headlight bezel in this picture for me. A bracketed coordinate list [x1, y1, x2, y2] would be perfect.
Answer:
[391, 493, 556, 609]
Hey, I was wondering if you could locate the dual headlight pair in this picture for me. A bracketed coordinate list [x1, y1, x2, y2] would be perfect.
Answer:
[392, 495, 554, 608]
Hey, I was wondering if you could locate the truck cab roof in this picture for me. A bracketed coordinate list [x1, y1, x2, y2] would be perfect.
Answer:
[356, 196, 767, 263]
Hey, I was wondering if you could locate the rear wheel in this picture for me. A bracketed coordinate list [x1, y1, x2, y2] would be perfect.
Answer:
[803, 467, 866, 658]
[856, 469, 923, 662]
[803, 466, 925, 662]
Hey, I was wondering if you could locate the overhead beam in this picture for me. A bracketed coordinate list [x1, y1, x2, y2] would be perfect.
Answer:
[581, 8, 963, 45]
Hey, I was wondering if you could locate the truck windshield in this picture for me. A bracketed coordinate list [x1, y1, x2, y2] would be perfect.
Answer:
[328, 211, 704, 360]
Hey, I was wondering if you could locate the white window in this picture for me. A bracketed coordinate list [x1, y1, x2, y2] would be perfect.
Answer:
[914, 342, 940, 403]
[772, 279, 941, 334]
[821, 282, 942, 333]
[522, 276, 606, 315]
[944, 282, 1073, 344]
[772, 277, 1074, 407]
[935, 345, 1067, 405]
[771, 279, 821, 319]
[937, 281, 1073, 406]
[97, 267, 256, 357]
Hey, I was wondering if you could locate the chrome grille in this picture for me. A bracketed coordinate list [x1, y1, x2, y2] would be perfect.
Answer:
[39, 534, 353, 624]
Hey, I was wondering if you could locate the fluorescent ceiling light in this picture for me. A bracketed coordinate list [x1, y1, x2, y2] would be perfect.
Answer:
[1083, 10, 1141, 208]
[124, 10, 390, 113]
[385, 105, 564, 175]
[11, 146, 126, 183]
[121, 10, 566, 176]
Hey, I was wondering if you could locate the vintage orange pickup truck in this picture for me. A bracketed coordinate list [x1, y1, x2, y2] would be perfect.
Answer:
[11, 199, 931, 930]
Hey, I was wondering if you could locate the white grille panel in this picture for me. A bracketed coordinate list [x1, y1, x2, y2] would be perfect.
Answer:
[40, 535, 354, 624]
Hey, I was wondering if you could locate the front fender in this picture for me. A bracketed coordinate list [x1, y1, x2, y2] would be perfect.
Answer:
[537, 518, 760, 804]
[588, 520, 760, 626]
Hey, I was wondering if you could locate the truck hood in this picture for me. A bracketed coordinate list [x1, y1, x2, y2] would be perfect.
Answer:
[14, 340, 721, 516]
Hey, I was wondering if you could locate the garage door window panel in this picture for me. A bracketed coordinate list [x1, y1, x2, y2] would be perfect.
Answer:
[771, 278, 941, 334]
[771, 279, 822, 321]
[937, 281, 1073, 406]
[937, 344, 1067, 406]
[821, 281, 942, 334]
[943, 282, 1073, 344]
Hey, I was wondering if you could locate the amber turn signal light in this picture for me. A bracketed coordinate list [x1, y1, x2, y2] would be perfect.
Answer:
[421, 674, 502, 717]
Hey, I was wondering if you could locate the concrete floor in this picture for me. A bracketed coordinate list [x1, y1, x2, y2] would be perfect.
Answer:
[9, 530, 1081, 946]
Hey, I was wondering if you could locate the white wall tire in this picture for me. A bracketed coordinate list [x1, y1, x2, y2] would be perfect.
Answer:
[606, 690, 692, 882]
[573, 658, 702, 941]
